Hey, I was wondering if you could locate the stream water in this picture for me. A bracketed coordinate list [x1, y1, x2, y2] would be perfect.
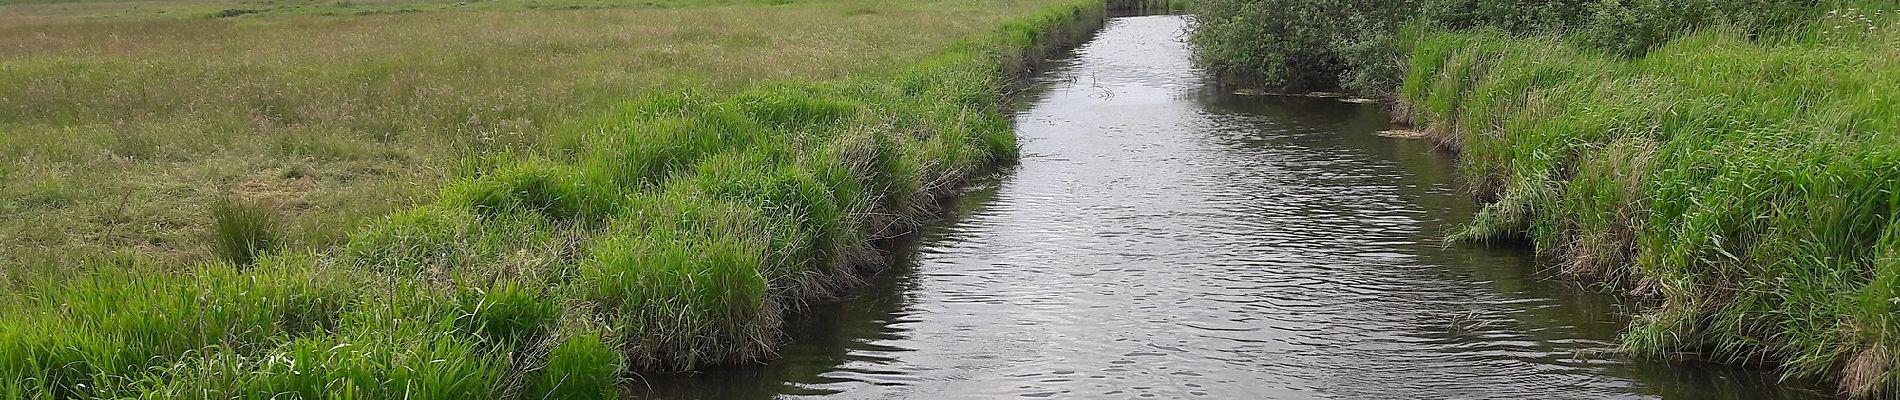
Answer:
[633, 15, 1830, 399]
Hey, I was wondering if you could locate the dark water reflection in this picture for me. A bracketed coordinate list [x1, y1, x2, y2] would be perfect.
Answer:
[632, 15, 1831, 400]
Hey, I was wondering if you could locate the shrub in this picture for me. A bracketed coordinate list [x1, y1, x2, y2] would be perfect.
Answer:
[1571, 0, 1828, 56]
[1189, 0, 1843, 94]
[1189, 0, 1420, 92]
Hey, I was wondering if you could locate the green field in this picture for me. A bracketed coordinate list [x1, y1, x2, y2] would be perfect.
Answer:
[1191, 0, 1900, 396]
[0, 0, 1076, 271]
[0, 0, 1102, 397]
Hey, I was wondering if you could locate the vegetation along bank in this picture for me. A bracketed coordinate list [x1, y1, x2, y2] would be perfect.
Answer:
[1192, 0, 1900, 396]
[0, 0, 1106, 397]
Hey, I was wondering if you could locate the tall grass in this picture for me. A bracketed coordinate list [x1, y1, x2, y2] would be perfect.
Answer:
[209, 197, 281, 266]
[0, 255, 361, 398]
[1106, 0, 1185, 12]
[1187, 0, 1865, 94]
[0, 1, 1106, 397]
[0, 0, 1089, 269]
[1190, 0, 1900, 395]
[1399, 6, 1900, 396]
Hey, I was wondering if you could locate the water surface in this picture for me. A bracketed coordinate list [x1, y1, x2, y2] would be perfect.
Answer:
[634, 15, 1830, 400]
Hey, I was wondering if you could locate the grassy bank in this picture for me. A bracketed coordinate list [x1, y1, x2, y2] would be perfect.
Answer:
[1191, 0, 1900, 396]
[0, 0, 1079, 273]
[0, 0, 1105, 397]
[1403, 16, 1900, 396]
[1188, 0, 1840, 94]
[1105, 0, 1185, 12]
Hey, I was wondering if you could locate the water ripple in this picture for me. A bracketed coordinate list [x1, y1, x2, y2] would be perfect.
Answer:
[632, 15, 1823, 400]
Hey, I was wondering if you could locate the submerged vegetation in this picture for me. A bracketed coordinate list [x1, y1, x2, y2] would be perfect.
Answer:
[1194, 0, 1900, 396]
[0, 0, 1104, 397]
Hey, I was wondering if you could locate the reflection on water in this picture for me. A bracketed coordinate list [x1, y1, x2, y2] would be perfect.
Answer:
[632, 15, 1831, 400]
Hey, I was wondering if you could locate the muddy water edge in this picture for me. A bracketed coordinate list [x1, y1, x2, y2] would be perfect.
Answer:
[629, 14, 1832, 400]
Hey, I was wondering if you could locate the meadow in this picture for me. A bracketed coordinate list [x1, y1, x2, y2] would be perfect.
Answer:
[1192, 0, 1900, 396]
[0, 0, 1074, 273]
[0, 0, 1104, 397]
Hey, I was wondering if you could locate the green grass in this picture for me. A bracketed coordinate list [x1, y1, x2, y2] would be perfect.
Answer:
[0, 0, 1106, 397]
[1187, 0, 1872, 94]
[209, 197, 282, 266]
[1399, 5, 1900, 396]
[0, 0, 838, 19]
[0, 0, 1089, 273]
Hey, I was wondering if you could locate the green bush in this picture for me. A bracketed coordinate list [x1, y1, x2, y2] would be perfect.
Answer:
[1571, 0, 1828, 56]
[1188, 0, 1376, 91]
[1189, 0, 1845, 94]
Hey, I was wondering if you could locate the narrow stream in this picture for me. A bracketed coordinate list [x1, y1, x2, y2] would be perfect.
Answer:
[635, 15, 1829, 399]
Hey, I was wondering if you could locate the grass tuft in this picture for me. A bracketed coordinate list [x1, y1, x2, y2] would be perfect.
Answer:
[440, 161, 621, 223]
[526, 319, 625, 399]
[209, 197, 281, 266]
